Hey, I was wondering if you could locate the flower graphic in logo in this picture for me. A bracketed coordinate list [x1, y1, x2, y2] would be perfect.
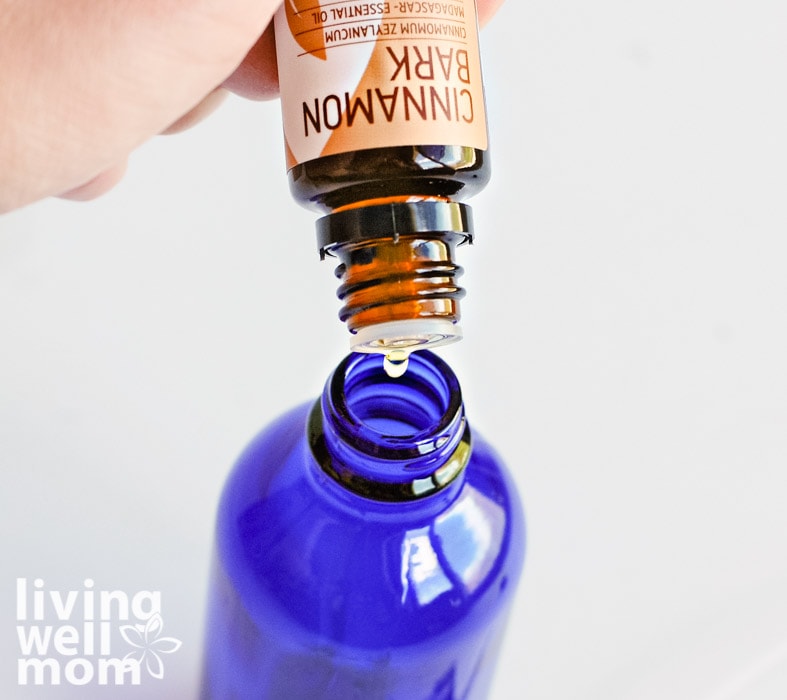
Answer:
[120, 613, 182, 680]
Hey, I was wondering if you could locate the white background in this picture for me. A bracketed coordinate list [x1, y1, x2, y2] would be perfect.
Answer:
[2, 0, 787, 697]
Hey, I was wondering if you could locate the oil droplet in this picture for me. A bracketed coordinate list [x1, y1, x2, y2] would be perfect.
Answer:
[383, 349, 410, 378]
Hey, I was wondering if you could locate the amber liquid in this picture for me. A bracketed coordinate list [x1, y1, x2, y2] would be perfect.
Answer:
[332, 234, 465, 333]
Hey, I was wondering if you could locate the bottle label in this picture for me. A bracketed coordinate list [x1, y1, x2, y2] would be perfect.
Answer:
[275, 0, 488, 168]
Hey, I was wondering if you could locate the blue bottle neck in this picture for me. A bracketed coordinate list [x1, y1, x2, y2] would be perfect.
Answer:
[308, 351, 471, 502]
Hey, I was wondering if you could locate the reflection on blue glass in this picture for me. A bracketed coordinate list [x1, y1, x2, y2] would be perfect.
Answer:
[401, 527, 454, 606]
[435, 485, 506, 594]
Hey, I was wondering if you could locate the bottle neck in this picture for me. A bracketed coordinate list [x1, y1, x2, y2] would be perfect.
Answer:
[316, 200, 473, 353]
[308, 352, 471, 502]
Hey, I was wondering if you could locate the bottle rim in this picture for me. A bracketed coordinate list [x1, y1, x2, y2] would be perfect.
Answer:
[329, 351, 463, 458]
[309, 351, 470, 501]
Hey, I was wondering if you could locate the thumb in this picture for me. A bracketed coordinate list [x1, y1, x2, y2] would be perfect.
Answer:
[0, 0, 279, 213]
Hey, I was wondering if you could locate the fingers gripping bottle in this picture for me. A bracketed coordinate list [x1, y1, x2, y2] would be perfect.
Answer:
[275, 0, 490, 355]
[200, 351, 525, 699]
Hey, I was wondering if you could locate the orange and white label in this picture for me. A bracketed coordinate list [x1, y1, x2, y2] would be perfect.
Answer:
[275, 0, 488, 168]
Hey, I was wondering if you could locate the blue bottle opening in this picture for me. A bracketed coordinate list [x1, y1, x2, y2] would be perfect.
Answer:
[311, 352, 470, 501]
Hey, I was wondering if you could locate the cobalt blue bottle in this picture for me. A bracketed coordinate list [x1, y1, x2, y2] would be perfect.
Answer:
[201, 351, 525, 699]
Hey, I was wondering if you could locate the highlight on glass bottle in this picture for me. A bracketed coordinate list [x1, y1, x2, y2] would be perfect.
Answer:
[274, 1, 491, 354]
[200, 351, 525, 699]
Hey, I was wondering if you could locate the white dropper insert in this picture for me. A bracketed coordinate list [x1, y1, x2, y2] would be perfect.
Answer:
[350, 319, 462, 354]
[350, 319, 462, 378]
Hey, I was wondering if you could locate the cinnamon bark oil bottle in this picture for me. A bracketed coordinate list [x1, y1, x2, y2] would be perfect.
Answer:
[275, 0, 491, 356]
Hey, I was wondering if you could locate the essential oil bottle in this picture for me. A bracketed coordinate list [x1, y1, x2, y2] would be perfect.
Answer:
[201, 351, 525, 699]
[275, 0, 491, 356]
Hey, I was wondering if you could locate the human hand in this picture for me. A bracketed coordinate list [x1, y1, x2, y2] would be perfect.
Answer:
[0, 0, 505, 214]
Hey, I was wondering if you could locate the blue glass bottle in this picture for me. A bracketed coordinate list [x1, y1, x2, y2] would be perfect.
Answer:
[201, 351, 525, 699]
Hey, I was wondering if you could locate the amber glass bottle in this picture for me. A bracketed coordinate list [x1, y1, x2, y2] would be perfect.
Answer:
[275, 0, 490, 353]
